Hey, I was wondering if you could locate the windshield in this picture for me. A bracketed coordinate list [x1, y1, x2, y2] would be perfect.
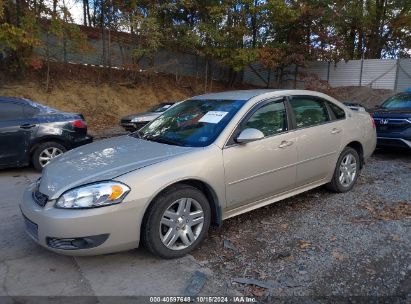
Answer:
[136, 99, 247, 147]
[381, 94, 411, 109]
[150, 103, 174, 113]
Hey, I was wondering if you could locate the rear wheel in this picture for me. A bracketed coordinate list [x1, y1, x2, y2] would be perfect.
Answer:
[142, 184, 211, 259]
[327, 147, 360, 193]
[32, 142, 66, 171]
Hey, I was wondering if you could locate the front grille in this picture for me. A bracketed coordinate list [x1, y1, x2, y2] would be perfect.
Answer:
[47, 234, 109, 250]
[374, 118, 410, 133]
[23, 215, 38, 241]
[33, 190, 48, 207]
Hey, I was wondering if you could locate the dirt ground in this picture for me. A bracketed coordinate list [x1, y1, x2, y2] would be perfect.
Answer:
[0, 63, 247, 135]
[0, 63, 394, 137]
[193, 149, 411, 301]
[327, 86, 393, 108]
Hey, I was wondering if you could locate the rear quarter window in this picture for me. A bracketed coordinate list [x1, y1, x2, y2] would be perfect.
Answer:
[328, 102, 346, 120]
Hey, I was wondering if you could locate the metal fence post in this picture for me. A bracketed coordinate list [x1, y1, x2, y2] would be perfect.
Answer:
[359, 58, 364, 86]
[394, 58, 400, 92]
[327, 61, 330, 82]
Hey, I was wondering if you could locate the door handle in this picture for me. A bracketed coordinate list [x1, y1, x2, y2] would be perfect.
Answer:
[279, 140, 293, 148]
[331, 128, 342, 134]
[20, 123, 36, 129]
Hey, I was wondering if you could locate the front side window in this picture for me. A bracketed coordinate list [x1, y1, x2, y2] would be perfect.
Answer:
[0, 102, 25, 120]
[243, 101, 288, 137]
[290, 97, 329, 128]
[137, 99, 246, 147]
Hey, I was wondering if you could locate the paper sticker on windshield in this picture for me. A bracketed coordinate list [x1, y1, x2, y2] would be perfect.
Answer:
[199, 111, 228, 124]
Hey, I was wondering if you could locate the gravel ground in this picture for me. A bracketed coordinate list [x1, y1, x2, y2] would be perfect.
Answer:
[192, 149, 411, 302]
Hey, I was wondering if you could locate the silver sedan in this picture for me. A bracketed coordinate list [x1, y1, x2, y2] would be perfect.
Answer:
[20, 90, 376, 258]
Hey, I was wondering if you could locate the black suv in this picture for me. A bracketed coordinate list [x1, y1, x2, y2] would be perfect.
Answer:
[0, 97, 92, 171]
[370, 91, 411, 150]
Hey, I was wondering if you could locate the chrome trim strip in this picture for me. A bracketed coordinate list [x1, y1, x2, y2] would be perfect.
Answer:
[223, 178, 328, 220]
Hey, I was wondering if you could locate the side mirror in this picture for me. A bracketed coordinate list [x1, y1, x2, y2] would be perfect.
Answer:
[236, 128, 265, 144]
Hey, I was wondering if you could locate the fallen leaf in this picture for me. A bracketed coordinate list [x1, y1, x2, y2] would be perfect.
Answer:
[331, 250, 345, 261]
[280, 223, 289, 230]
[251, 286, 267, 297]
[298, 240, 312, 249]
[330, 236, 337, 241]
[366, 268, 376, 275]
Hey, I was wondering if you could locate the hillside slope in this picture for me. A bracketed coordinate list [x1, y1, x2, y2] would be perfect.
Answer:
[0, 64, 393, 136]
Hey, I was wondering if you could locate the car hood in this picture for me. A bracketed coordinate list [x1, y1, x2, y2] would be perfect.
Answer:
[39, 135, 195, 199]
[122, 112, 160, 121]
[370, 108, 411, 116]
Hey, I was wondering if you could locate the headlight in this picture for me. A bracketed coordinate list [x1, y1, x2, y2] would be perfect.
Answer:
[131, 117, 147, 123]
[55, 182, 130, 209]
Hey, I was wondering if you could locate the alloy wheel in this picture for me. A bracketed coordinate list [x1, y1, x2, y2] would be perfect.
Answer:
[339, 153, 357, 187]
[159, 198, 204, 250]
[38, 147, 63, 167]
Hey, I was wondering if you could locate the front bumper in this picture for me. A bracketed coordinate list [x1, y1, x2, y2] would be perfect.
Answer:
[20, 184, 143, 255]
[120, 122, 147, 132]
[377, 137, 411, 149]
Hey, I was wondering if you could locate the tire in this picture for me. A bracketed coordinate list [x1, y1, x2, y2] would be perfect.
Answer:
[326, 147, 360, 193]
[32, 142, 67, 171]
[142, 184, 211, 259]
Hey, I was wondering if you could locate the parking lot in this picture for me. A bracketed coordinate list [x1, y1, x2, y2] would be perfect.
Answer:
[0, 148, 409, 301]
[0, 167, 234, 298]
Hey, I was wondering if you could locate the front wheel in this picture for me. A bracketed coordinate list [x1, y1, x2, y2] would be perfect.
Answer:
[326, 147, 360, 193]
[142, 185, 211, 259]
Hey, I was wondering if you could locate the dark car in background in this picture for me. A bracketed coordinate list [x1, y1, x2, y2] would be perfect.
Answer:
[0, 97, 92, 171]
[370, 91, 411, 150]
[120, 102, 175, 132]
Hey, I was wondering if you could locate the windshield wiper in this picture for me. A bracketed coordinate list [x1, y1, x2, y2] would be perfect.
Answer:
[143, 135, 183, 146]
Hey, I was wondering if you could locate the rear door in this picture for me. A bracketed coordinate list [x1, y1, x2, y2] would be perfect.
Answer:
[223, 98, 297, 208]
[0, 101, 37, 166]
[288, 95, 343, 186]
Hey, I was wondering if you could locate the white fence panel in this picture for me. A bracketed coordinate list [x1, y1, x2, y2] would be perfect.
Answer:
[362, 59, 396, 89]
[328, 60, 362, 87]
[299, 61, 329, 81]
[396, 59, 411, 92]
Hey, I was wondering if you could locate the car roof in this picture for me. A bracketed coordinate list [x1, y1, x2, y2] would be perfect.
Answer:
[191, 90, 283, 100]
[190, 89, 335, 102]
[0, 96, 30, 104]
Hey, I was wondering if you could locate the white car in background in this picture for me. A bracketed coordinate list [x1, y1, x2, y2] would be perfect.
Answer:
[120, 102, 175, 132]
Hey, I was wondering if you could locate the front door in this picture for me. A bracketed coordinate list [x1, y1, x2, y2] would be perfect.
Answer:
[223, 99, 297, 208]
[0, 102, 34, 167]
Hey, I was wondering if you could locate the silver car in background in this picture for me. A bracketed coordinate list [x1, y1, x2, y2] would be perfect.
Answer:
[21, 90, 376, 258]
[120, 102, 175, 132]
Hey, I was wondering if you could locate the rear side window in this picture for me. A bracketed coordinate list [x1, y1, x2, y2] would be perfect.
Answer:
[328, 102, 346, 120]
[0, 102, 25, 120]
[23, 104, 40, 118]
[243, 101, 288, 137]
[289, 97, 330, 128]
